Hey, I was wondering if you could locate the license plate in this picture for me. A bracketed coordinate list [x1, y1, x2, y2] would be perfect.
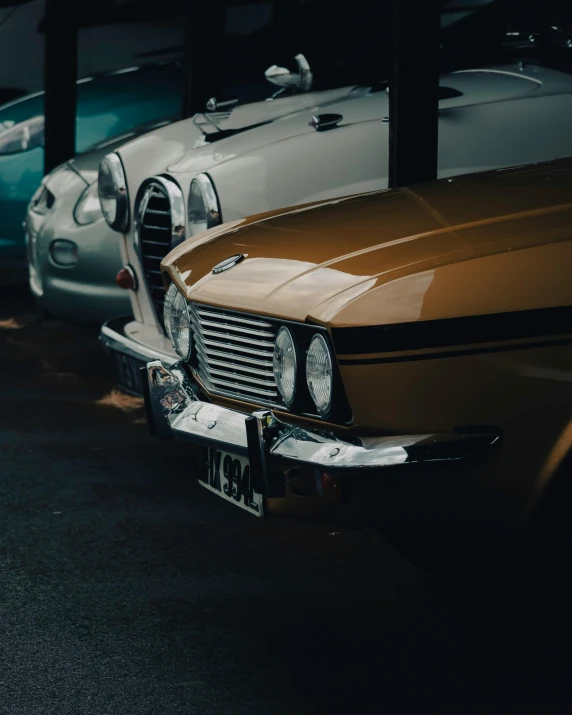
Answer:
[199, 448, 264, 517]
[111, 351, 145, 396]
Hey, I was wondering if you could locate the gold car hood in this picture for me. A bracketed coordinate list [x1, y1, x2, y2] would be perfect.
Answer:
[164, 159, 572, 327]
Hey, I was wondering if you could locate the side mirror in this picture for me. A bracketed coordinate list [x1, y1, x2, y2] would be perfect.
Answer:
[264, 53, 313, 92]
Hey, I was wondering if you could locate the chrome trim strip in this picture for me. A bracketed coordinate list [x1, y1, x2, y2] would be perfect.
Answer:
[197, 318, 275, 339]
[199, 337, 274, 359]
[208, 378, 279, 398]
[145, 208, 172, 216]
[203, 357, 274, 377]
[206, 366, 277, 387]
[196, 308, 273, 328]
[195, 344, 272, 369]
[198, 327, 274, 349]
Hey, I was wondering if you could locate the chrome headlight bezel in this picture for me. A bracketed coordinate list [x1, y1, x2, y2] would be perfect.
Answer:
[98, 153, 129, 233]
[74, 182, 102, 225]
[164, 282, 192, 361]
[273, 326, 298, 406]
[306, 333, 333, 416]
[187, 173, 222, 236]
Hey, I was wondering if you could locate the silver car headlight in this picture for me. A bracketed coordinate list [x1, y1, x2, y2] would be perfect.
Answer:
[273, 327, 297, 405]
[0, 115, 44, 155]
[98, 153, 129, 232]
[188, 173, 222, 236]
[164, 282, 192, 360]
[306, 334, 333, 415]
[74, 182, 102, 225]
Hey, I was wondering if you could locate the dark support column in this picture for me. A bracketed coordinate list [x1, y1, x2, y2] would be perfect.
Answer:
[44, 0, 78, 175]
[182, 1, 226, 118]
[388, 0, 442, 188]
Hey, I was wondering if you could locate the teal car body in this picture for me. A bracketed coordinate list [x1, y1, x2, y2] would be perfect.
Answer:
[0, 62, 183, 257]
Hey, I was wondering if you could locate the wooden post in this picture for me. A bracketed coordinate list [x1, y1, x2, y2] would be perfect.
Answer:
[43, 0, 78, 174]
[388, 0, 442, 188]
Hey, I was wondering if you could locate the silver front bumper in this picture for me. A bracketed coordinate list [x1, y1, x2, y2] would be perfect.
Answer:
[144, 361, 500, 498]
[100, 317, 179, 396]
[100, 316, 177, 365]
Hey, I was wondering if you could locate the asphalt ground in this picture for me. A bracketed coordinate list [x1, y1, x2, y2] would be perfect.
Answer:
[1, 276, 572, 714]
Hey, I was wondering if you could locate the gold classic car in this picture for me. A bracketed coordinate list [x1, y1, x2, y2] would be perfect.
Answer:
[142, 157, 572, 568]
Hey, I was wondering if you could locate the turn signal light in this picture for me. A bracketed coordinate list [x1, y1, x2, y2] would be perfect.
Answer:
[116, 265, 137, 291]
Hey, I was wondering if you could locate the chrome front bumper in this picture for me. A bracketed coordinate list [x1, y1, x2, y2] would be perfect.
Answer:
[100, 316, 177, 365]
[100, 317, 179, 396]
[144, 361, 500, 498]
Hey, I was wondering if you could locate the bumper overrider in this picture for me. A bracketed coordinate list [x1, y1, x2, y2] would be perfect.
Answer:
[143, 360, 501, 499]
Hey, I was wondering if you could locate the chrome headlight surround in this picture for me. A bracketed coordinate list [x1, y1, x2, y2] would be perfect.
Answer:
[164, 282, 192, 361]
[273, 326, 298, 406]
[187, 173, 222, 236]
[306, 334, 333, 416]
[98, 153, 129, 233]
[74, 182, 102, 225]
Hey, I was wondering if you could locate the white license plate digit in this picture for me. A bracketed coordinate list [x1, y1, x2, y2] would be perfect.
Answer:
[199, 448, 264, 517]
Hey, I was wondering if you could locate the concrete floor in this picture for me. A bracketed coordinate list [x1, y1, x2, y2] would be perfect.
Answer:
[1, 280, 571, 714]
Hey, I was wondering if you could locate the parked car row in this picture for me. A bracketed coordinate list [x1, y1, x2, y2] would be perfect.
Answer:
[11, 1, 572, 572]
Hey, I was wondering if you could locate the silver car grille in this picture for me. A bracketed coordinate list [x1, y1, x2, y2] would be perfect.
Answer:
[188, 303, 280, 405]
[137, 181, 173, 327]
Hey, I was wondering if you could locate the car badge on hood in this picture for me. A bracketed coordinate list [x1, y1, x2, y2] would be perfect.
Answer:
[212, 254, 245, 274]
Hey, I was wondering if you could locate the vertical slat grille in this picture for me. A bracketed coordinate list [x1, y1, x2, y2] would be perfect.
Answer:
[188, 303, 281, 404]
[137, 182, 173, 326]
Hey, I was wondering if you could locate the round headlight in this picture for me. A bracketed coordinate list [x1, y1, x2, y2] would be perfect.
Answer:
[163, 282, 178, 342]
[188, 174, 222, 236]
[74, 182, 102, 225]
[273, 327, 297, 405]
[163, 282, 192, 360]
[98, 153, 129, 232]
[306, 334, 333, 416]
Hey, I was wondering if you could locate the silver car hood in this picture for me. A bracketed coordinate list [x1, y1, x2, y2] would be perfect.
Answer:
[168, 64, 572, 175]
[62, 118, 177, 185]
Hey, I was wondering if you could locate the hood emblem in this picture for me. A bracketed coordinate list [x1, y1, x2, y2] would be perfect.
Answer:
[212, 254, 245, 274]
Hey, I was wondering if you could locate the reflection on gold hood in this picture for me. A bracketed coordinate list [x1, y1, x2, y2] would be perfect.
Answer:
[163, 158, 572, 328]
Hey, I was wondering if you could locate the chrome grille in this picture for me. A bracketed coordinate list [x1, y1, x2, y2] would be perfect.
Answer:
[137, 181, 173, 326]
[188, 303, 280, 404]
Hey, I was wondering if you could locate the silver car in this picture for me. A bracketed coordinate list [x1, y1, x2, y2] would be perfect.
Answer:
[25, 120, 172, 323]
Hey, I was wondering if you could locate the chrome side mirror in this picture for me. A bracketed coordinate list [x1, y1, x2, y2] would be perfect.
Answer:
[264, 53, 313, 92]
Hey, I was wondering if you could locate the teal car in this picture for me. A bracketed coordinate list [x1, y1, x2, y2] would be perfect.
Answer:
[0, 62, 183, 258]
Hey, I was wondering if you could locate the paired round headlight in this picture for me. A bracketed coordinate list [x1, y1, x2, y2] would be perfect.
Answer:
[273, 327, 297, 405]
[306, 334, 333, 416]
[164, 282, 192, 360]
[98, 153, 129, 233]
[74, 182, 102, 225]
[188, 174, 222, 236]
[273, 328, 334, 415]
